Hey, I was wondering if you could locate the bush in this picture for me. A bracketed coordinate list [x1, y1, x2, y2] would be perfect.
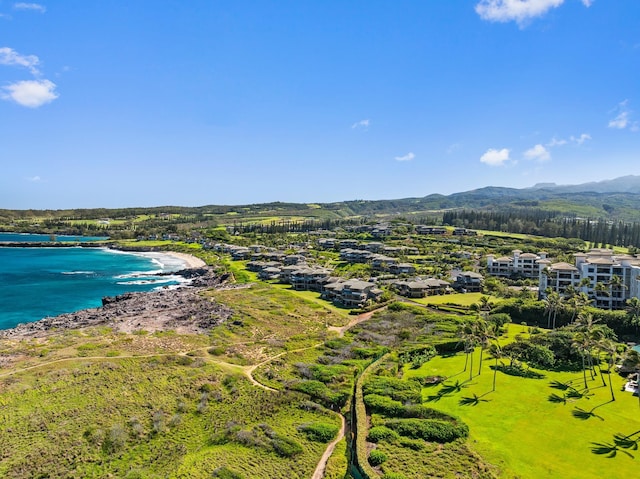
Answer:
[363, 376, 422, 403]
[367, 426, 399, 443]
[298, 422, 339, 443]
[384, 418, 469, 443]
[271, 436, 303, 457]
[211, 466, 244, 479]
[363, 394, 405, 417]
[368, 449, 388, 466]
[382, 474, 408, 479]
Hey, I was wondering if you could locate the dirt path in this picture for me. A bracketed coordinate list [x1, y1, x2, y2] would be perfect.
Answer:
[243, 343, 323, 392]
[327, 310, 375, 337]
[311, 413, 346, 479]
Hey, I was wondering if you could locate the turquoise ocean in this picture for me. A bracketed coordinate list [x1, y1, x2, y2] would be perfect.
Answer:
[0, 234, 189, 330]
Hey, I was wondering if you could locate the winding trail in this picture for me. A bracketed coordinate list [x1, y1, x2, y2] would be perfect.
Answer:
[311, 413, 346, 479]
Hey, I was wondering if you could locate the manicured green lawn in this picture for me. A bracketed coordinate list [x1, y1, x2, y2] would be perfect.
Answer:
[405, 329, 640, 479]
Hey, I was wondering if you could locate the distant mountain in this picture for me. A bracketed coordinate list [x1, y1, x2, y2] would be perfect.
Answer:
[528, 175, 640, 194]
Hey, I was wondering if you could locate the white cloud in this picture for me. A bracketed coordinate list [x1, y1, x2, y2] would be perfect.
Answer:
[2, 79, 58, 107]
[547, 137, 567, 147]
[608, 100, 638, 131]
[480, 148, 510, 166]
[547, 133, 591, 147]
[351, 119, 370, 130]
[446, 143, 462, 154]
[394, 152, 415, 162]
[14, 3, 46, 13]
[475, 0, 564, 25]
[581, 0, 593, 6]
[26, 175, 42, 182]
[0, 46, 40, 75]
[524, 144, 551, 162]
[570, 133, 591, 145]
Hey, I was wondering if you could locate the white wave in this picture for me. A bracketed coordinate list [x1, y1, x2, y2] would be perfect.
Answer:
[62, 271, 95, 275]
[114, 269, 164, 279]
[116, 278, 175, 286]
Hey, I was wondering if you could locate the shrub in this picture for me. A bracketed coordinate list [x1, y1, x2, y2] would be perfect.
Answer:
[363, 376, 422, 403]
[363, 394, 404, 417]
[382, 473, 408, 479]
[211, 466, 244, 479]
[368, 449, 388, 466]
[271, 436, 303, 457]
[298, 422, 339, 443]
[367, 426, 399, 443]
[384, 418, 469, 443]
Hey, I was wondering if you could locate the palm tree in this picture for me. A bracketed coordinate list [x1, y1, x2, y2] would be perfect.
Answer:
[474, 319, 493, 376]
[572, 331, 591, 390]
[457, 321, 476, 375]
[626, 297, 640, 334]
[595, 281, 610, 309]
[489, 342, 503, 392]
[544, 292, 560, 329]
[608, 274, 628, 309]
[600, 339, 619, 401]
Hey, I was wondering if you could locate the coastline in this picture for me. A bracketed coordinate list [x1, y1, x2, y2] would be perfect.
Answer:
[0, 244, 212, 336]
[0, 267, 233, 339]
[158, 251, 207, 269]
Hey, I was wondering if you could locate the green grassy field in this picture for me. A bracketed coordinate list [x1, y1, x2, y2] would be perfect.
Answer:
[401, 327, 640, 479]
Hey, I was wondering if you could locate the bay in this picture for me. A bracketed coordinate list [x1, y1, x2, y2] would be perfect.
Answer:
[0, 237, 188, 329]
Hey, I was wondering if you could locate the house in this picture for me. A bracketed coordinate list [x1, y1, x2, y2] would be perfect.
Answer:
[393, 278, 450, 298]
[453, 272, 484, 292]
[389, 263, 416, 275]
[416, 226, 447, 235]
[452, 228, 477, 236]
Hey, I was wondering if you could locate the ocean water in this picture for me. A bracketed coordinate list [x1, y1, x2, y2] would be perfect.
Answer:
[0, 232, 109, 242]
[0, 242, 189, 330]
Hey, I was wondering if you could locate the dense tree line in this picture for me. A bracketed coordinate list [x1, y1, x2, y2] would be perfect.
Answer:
[443, 209, 640, 248]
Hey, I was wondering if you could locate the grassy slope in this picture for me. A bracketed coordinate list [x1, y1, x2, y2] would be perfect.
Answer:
[0, 284, 353, 479]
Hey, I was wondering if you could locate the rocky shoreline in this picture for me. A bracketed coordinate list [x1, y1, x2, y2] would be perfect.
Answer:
[0, 267, 236, 339]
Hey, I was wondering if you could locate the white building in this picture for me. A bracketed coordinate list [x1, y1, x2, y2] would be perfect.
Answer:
[486, 250, 548, 279]
[539, 248, 640, 309]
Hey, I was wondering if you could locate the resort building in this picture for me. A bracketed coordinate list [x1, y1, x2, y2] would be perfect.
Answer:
[539, 248, 640, 309]
[486, 250, 548, 279]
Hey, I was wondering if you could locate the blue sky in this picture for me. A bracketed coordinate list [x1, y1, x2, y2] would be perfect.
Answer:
[1, 0, 639, 209]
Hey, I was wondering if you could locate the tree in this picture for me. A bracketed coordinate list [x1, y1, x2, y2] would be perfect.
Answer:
[571, 331, 591, 390]
[626, 297, 640, 334]
[600, 339, 619, 402]
[544, 292, 563, 329]
[457, 321, 476, 377]
[608, 274, 627, 309]
[474, 319, 493, 376]
[488, 342, 503, 392]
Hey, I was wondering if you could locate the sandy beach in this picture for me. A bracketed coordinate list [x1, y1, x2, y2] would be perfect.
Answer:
[161, 251, 207, 269]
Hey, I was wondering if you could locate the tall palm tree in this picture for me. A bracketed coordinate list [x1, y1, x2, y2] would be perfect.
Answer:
[600, 339, 619, 402]
[608, 274, 628, 309]
[489, 342, 503, 392]
[572, 331, 591, 390]
[626, 297, 640, 334]
[457, 321, 476, 375]
[474, 319, 493, 376]
[544, 292, 561, 329]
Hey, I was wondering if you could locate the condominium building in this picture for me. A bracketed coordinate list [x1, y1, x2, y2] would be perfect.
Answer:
[486, 250, 548, 279]
[539, 248, 640, 309]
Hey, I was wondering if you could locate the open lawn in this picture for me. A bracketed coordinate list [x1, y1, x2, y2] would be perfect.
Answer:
[403, 328, 640, 479]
